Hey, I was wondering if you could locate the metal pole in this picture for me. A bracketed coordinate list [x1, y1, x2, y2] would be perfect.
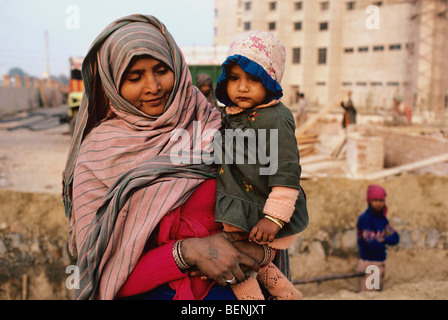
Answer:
[293, 271, 365, 285]
[45, 30, 50, 77]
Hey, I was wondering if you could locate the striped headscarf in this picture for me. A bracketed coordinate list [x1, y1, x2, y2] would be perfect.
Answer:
[62, 14, 221, 299]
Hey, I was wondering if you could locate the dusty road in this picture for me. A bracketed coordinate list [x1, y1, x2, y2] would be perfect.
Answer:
[0, 106, 72, 193]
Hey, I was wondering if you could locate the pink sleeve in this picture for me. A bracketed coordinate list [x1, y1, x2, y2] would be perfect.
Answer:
[263, 186, 299, 223]
[115, 240, 185, 298]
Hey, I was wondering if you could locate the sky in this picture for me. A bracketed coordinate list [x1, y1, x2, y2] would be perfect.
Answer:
[0, 0, 215, 78]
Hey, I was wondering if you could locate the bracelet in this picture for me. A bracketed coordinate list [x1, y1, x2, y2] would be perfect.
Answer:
[173, 240, 191, 271]
[260, 244, 276, 266]
[264, 215, 284, 229]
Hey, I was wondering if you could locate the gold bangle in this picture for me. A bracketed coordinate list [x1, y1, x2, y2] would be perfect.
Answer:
[264, 215, 284, 229]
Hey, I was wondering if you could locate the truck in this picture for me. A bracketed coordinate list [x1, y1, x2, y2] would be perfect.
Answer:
[67, 56, 84, 134]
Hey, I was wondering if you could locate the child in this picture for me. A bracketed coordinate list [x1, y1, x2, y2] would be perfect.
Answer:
[214, 30, 309, 300]
[356, 184, 400, 292]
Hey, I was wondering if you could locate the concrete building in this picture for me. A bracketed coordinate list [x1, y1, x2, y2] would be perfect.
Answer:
[213, 0, 448, 113]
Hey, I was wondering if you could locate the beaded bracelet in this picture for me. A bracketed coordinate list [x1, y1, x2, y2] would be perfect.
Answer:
[173, 240, 191, 271]
[260, 244, 276, 266]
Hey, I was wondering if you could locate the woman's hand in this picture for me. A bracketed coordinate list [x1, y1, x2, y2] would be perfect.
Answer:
[232, 240, 265, 266]
[181, 233, 260, 286]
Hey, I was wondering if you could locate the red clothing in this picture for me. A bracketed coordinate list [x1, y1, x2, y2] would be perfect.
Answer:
[116, 179, 222, 299]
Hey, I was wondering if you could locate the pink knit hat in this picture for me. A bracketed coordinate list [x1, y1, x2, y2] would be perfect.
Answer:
[367, 184, 387, 215]
[215, 30, 286, 106]
[227, 30, 286, 84]
[367, 184, 387, 203]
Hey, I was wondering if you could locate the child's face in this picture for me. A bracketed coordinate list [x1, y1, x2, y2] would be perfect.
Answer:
[369, 199, 385, 213]
[120, 56, 174, 116]
[226, 64, 267, 109]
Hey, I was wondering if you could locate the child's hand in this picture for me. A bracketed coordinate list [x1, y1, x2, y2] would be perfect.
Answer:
[249, 217, 281, 244]
[384, 225, 394, 237]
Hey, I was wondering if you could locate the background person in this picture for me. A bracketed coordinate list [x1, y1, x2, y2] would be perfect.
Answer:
[356, 184, 400, 292]
[340, 90, 357, 129]
[295, 92, 308, 128]
[196, 73, 217, 108]
[392, 94, 412, 125]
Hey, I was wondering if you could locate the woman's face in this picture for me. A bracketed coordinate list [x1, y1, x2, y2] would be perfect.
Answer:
[120, 56, 175, 116]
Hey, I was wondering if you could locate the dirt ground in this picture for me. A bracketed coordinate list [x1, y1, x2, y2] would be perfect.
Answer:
[290, 175, 448, 300]
[0, 114, 447, 300]
[291, 249, 448, 300]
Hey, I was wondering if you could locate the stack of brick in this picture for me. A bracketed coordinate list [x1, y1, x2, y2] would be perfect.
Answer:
[346, 132, 384, 177]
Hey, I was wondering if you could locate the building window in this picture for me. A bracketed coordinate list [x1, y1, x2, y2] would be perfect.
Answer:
[371, 82, 383, 86]
[244, 1, 251, 10]
[293, 48, 301, 64]
[356, 82, 367, 86]
[294, 1, 303, 10]
[346, 1, 356, 10]
[319, 22, 328, 31]
[342, 82, 353, 86]
[294, 22, 302, 30]
[244, 21, 251, 30]
[344, 48, 354, 53]
[387, 82, 399, 86]
[268, 22, 276, 31]
[373, 45, 384, 51]
[389, 44, 402, 50]
[318, 48, 327, 64]
[320, 1, 330, 11]
[358, 46, 369, 52]
[373, 1, 383, 6]
[316, 82, 326, 86]
[269, 1, 276, 10]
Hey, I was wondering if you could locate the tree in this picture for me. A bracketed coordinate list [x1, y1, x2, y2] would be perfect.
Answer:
[8, 67, 28, 78]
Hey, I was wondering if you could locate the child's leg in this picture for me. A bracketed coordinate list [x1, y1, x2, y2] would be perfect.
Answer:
[231, 276, 265, 300]
[256, 262, 302, 300]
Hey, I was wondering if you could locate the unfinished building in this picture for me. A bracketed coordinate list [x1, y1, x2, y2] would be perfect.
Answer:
[214, 0, 448, 112]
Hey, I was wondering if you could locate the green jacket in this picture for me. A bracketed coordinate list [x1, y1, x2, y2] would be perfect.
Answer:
[215, 102, 309, 238]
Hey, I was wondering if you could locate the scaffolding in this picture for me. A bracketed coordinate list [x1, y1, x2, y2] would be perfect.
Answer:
[395, 0, 448, 112]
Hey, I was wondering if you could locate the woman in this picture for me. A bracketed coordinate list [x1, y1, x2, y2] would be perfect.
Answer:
[340, 90, 356, 129]
[196, 73, 217, 108]
[62, 14, 263, 300]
